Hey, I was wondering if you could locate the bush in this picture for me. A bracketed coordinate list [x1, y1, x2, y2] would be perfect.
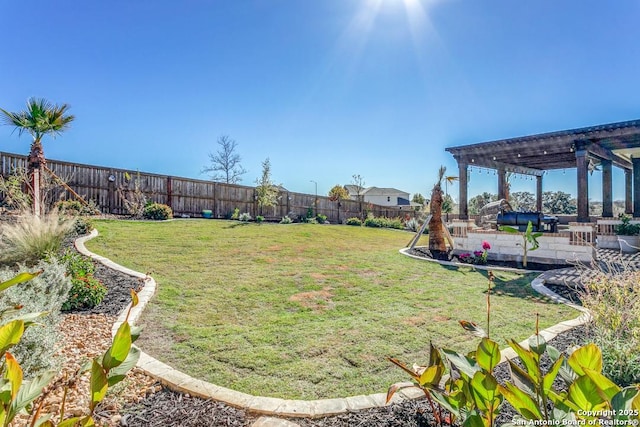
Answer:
[60, 250, 107, 311]
[346, 217, 362, 226]
[256, 215, 264, 223]
[239, 212, 252, 222]
[280, 215, 293, 224]
[230, 207, 240, 220]
[0, 259, 71, 378]
[70, 216, 94, 236]
[143, 203, 173, 220]
[55, 199, 99, 216]
[364, 216, 404, 229]
[579, 269, 640, 386]
[0, 212, 74, 266]
[404, 218, 421, 232]
[316, 214, 328, 224]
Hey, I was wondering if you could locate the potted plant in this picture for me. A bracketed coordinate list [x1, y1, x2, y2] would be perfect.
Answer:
[615, 214, 640, 253]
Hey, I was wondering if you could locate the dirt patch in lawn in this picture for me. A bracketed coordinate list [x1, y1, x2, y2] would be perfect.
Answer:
[289, 287, 335, 312]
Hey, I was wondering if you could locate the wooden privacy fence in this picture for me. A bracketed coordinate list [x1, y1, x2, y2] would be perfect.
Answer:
[0, 152, 415, 223]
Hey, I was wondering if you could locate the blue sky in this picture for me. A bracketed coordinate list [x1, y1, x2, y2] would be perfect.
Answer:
[2, 0, 639, 203]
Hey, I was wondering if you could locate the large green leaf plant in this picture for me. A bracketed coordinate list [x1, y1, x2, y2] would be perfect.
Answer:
[387, 276, 640, 426]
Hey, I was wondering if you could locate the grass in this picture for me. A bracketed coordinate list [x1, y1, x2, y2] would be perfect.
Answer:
[87, 219, 578, 400]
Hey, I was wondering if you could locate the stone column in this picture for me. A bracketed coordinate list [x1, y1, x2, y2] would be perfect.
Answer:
[625, 168, 633, 214]
[457, 159, 469, 219]
[536, 175, 543, 212]
[601, 160, 613, 217]
[576, 149, 589, 222]
[497, 168, 506, 200]
[633, 157, 640, 217]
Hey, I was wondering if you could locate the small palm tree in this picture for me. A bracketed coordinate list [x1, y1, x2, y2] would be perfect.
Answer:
[1, 97, 75, 172]
[429, 166, 448, 258]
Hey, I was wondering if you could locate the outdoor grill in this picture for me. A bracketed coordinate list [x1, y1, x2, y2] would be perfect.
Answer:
[480, 199, 558, 232]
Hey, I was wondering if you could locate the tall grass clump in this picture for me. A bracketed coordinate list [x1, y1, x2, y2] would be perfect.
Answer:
[0, 259, 71, 377]
[579, 268, 640, 386]
[0, 212, 73, 266]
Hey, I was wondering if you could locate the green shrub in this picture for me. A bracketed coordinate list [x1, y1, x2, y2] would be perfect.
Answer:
[70, 216, 94, 236]
[364, 217, 384, 228]
[256, 215, 265, 223]
[55, 199, 99, 216]
[0, 259, 71, 378]
[280, 215, 293, 224]
[0, 212, 74, 266]
[580, 269, 640, 386]
[316, 214, 328, 224]
[346, 217, 362, 226]
[60, 250, 107, 311]
[364, 216, 403, 229]
[63, 275, 108, 311]
[231, 207, 240, 220]
[143, 203, 173, 220]
[404, 217, 421, 232]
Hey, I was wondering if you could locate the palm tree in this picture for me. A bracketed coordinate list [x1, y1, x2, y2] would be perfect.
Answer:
[444, 174, 458, 221]
[1, 98, 74, 214]
[0, 97, 75, 172]
[429, 166, 448, 259]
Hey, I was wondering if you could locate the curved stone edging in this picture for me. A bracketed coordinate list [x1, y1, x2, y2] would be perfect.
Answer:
[72, 230, 589, 418]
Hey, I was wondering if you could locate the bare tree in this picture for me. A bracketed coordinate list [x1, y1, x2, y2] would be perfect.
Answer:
[202, 135, 247, 184]
[351, 174, 366, 217]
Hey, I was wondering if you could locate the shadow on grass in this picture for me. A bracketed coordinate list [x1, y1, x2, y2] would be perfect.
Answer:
[440, 264, 558, 304]
[223, 222, 252, 229]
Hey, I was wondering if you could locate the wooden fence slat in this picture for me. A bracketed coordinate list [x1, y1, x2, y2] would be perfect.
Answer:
[0, 151, 416, 222]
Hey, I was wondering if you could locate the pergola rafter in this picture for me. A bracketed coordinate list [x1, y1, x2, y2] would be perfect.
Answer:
[446, 119, 640, 222]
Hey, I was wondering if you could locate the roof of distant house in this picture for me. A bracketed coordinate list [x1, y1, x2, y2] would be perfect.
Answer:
[344, 185, 410, 196]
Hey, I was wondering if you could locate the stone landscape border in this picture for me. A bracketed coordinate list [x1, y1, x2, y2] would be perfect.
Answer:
[74, 229, 590, 419]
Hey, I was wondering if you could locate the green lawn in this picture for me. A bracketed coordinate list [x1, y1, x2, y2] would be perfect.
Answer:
[87, 220, 578, 400]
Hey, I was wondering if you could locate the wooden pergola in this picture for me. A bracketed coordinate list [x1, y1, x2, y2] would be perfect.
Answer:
[446, 119, 640, 222]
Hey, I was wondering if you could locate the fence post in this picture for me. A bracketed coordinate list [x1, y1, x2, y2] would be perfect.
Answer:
[166, 176, 173, 210]
[213, 182, 217, 218]
[107, 169, 116, 213]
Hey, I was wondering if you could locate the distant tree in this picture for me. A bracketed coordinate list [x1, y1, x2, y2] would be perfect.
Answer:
[255, 158, 279, 215]
[510, 191, 535, 211]
[351, 174, 366, 216]
[542, 191, 576, 214]
[351, 174, 366, 201]
[442, 194, 455, 216]
[468, 192, 497, 215]
[328, 185, 350, 222]
[412, 193, 425, 206]
[201, 135, 247, 184]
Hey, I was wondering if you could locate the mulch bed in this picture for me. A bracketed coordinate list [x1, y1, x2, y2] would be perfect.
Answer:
[67, 233, 591, 426]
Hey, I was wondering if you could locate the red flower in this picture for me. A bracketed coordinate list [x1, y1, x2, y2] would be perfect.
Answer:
[482, 240, 491, 250]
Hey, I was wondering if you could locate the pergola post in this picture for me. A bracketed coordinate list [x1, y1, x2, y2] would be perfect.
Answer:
[633, 157, 640, 217]
[457, 159, 468, 219]
[625, 168, 633, 214]
[536, 175, 543, 212]
[497, 167, 506, 200]
[601, 160, 613, 217]
[575, 147, 589, 222]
